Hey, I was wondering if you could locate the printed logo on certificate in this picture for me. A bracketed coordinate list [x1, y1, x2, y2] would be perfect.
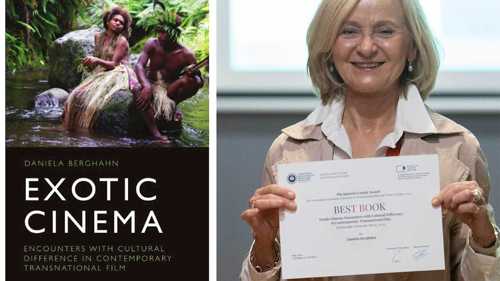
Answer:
[277, 155, 445, 279]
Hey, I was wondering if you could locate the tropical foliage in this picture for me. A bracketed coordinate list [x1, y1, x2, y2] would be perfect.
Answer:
[6, 0, 209, 73]
[82, 0, 209, 61]
[6, 0, 92, 72]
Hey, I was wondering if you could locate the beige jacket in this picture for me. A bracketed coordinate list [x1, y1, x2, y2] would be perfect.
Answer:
[241, 111, 499, 281]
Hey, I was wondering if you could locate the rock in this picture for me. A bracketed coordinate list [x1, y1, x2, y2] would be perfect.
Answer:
[93, 89, 182, 136]
[92, 89, 143, 136]
[35, 88, 69, 107]
[129, 53, 140, 68]
[34, 88, 69, 119]
[48, 27, 101, 90]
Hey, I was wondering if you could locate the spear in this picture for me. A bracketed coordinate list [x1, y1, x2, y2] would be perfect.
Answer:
[180, 56, 209, 76]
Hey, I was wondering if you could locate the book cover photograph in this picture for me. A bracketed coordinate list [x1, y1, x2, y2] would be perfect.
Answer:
[5, 0, 209, 280]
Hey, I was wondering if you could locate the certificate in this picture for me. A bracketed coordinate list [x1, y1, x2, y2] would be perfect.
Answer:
[277, 155, 444, 279]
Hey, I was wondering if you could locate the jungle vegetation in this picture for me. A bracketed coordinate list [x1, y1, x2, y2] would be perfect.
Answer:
[6, 0, 209, 73]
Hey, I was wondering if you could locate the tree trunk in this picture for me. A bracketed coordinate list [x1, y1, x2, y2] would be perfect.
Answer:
[22, 0, 31, 47]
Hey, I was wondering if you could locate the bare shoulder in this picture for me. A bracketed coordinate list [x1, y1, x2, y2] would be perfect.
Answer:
[178, 44, 196, 61]
[142, 38, 159, 52]
[181, 45, 195, 56]
[117, 35, 129, 48]
[146, 37, 158, 46]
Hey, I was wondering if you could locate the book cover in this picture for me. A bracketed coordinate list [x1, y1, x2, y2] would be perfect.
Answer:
[5, 1, 209, 280]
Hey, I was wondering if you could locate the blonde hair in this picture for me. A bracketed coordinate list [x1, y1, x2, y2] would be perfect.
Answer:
[307, 0, 440, 104]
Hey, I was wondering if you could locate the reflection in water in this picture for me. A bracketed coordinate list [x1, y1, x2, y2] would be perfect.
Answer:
[6, 69, 208, 147]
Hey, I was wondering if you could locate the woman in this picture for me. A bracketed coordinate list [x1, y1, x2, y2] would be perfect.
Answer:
[63, 6, 139, 130]
[240, 0, 499, 280]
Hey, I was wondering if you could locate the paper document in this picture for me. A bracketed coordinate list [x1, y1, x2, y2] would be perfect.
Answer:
[278, 155, 444, 279]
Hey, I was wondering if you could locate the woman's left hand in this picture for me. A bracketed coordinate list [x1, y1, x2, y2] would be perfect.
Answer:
[432, 181, 496, 247]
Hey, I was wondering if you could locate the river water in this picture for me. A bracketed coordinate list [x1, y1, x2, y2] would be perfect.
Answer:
[6, 69, 209, 147]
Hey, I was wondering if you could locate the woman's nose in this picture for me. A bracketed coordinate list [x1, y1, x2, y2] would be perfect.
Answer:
[356, 35, 378, 58]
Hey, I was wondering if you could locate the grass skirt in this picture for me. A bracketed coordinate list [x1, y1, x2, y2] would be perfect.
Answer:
[152, 78, 176, 121]
[63, 65, 131, 129]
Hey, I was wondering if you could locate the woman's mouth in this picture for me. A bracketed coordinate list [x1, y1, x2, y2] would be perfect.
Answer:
[351, 62, 384, 70]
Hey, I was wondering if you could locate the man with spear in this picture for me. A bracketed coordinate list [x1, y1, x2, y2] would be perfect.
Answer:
[134, 12, 207, 142]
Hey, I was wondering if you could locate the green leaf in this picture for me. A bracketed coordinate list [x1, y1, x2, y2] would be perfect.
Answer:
[16, 20, 36, 33]
[35, 13, 60, 30]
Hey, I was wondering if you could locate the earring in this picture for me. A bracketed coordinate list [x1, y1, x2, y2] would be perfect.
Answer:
[326, 61, 344, 87]
[328, 63, 335, 73]
[408, 61, 414, 73]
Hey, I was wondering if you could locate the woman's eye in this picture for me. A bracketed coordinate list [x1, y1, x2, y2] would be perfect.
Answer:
[376, 29, 395, 36]
[340, 28, 359, 36]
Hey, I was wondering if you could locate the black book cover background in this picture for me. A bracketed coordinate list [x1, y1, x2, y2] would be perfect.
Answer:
[6, 148, 208, 280]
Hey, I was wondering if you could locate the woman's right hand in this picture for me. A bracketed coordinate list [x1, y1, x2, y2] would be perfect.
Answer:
[82, 56, 98, 66]
[240, 184, 296, 266]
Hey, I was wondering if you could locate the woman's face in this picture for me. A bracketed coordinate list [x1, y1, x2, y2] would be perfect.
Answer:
[331, 0, 415, 95]
[108, 14, 125, 34]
